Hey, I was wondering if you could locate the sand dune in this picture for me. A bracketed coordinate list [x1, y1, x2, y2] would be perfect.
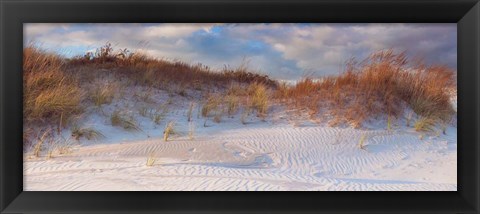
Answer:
[22, 41, 458, 191]
[24, 122, 457, 191]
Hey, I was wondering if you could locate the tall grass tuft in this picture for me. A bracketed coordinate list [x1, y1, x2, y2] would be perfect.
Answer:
[440, 121, 449, 135]
[33, 129, 52, 157]
[138, 106, 149, 117]
[146, 153, 156, 167]
[406, 110, 414, 127]
[358, 133, 368, 150]
[201, 95, 221, 118]
[24, 46, 85, 126]
[188, 121, 195, 140]
[136, 90, 155, 103]
[56, 138, 76, 155]
[187, 102, 195, 122]
[414, 117, 438, 132]
[225, 95, 239, 117]
[151, 105, 169, 125]
[387, 115, 393, 131]
[111, 110, 140, 131]
[71, 125, 105, 140]
[249, 82, 269, 119]
[241, 105, 251, 125]
[163, 121, 175, 141]
[91, 83, 116, 106]
[213, 110, 223, 123]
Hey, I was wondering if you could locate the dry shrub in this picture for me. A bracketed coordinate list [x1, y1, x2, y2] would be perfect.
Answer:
[221, 64, 278, 88]
[280, 50, 456, 128]
[67, 43, 278, 91]
[227, 82, 249, 96]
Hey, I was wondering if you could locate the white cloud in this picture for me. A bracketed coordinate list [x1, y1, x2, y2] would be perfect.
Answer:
[24, 23, 69, 38]
[222, 24, 456, 75]
[24, 23, 456, 80]
[144, 24, 216, 38]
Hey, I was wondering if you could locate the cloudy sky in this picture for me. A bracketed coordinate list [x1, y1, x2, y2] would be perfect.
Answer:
[24, 23, 456, 81]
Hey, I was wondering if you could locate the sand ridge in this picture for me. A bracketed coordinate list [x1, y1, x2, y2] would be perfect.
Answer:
[24, 124, 457, 191]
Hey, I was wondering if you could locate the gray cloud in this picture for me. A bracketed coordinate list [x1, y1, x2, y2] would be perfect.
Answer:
[24, 23, 457, 80]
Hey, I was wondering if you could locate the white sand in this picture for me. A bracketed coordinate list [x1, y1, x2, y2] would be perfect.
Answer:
[24, 119, 457, 191]
[23, 86, 457, 191]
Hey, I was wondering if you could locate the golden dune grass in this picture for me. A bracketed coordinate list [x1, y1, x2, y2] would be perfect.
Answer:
[278, 50, 455, 128]
[23, 46, 85, 127]
[24, 45, 455, 140]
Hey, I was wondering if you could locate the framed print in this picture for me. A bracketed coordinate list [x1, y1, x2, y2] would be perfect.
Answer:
[1, 0, 479, 213]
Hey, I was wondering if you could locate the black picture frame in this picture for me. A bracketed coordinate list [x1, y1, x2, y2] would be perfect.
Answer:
[1, 0, 479, 213]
